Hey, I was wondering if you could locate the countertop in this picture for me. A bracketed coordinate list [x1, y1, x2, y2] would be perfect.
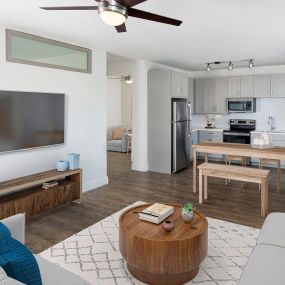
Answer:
[251, 130, 285, 134]
[192, 127, 226, 133]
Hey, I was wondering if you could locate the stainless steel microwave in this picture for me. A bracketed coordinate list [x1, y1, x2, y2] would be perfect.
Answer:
[226, 98, 256, 113]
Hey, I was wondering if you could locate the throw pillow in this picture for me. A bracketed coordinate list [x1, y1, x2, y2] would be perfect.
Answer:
[0, 223, 42, 285]
[112, 128, 126, 140]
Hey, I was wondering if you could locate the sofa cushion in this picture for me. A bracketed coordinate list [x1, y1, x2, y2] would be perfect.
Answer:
[257, 212, 285, 247]
[107, 140, 122, 147]
[238, 244, 285, 285]
[0, 267, 24, 284]
[0, 223, 42, 285]
[35, 256, 90, 285]
[112, 128, 126, 140]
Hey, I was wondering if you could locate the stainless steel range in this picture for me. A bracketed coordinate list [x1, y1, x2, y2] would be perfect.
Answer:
[223, 119, 256, 145]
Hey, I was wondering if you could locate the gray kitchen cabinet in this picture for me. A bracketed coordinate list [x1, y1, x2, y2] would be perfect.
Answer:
[216, 77, 228, 113]
[198, 130, 224, 160]
[194, 77, 227, 114]
[194, 78, 207, 114]
[241, 76, 254, 98]
[254, 75, 271, 98]
[205, 78, 217, 113]
[271, 74, 285, 97]
[188, 78, 194, 107]
[228, 76, 241, 98]
[172, 72, 188, 98]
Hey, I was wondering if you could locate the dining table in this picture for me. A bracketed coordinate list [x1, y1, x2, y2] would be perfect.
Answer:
[192, 142, 285, 194]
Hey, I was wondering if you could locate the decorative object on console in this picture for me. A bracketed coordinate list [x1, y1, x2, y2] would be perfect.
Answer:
[139, 203, 174, 224]
[182, 202, 194, 222]
[42, 180, 58, 189]
[162, 220, 175, 232]
[68, 153, 80, 170]
[56, 160, 69, 172]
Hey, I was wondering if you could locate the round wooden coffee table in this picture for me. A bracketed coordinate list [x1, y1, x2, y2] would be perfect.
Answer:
[119, 204, 208, 285]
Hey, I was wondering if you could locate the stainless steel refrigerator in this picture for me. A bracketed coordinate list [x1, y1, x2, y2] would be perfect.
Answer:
[172, 98, 192, 173]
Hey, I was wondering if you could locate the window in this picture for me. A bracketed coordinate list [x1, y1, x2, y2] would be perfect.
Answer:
[6, 29, 92, 73]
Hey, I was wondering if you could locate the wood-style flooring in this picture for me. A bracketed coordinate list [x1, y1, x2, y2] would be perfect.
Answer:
[26, 152, 285, 253]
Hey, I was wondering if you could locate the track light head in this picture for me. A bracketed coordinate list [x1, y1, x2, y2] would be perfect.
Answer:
[249, 59, 254, 68]
[206, 63, 211, 72]
[228, 62, 234, 70]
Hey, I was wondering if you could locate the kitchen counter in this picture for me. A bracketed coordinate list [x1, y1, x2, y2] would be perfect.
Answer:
[251, 130, 285, 134]
[192, 127, 226, 133]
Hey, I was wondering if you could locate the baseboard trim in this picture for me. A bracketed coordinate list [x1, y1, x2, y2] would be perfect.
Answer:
[83, 176, 109, 192]
[131, 162, 148, 172]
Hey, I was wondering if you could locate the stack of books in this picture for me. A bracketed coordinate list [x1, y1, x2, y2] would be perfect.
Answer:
[42, 180, 58, 189]
[139, 203, 174, 224]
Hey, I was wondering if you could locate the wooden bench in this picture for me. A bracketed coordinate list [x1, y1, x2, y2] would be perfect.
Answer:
[198, 163, 270, 217]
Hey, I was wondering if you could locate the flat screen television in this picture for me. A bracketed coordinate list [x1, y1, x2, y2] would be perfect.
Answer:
[0, 90, 65, 153]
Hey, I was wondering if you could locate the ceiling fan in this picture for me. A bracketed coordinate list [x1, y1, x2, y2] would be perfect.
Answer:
[40, 0, 182, 33]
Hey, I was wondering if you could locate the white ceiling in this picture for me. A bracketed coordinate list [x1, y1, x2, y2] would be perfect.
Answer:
[1, 0, 285, 71]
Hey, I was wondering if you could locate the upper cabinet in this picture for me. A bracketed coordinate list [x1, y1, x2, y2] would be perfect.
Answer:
[241, 76, 254, 97]
[271, 74, 285, 97]
[227, 77, 241, 98]
[194, 77, 227, 114]
[172, 72, 188, 98]
[254, 75, 271, 98]
[195, 78, 207, 114]
[216, 77, 228, 113]
[188, 78, 194, 106]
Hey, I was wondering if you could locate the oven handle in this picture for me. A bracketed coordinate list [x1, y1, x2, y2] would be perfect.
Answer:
[223, 132, 251, 137]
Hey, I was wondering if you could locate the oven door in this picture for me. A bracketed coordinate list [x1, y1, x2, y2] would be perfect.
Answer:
[223, 132, 251, 144]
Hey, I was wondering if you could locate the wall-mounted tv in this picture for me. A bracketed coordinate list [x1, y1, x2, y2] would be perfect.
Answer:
[0, 91, 65, 153]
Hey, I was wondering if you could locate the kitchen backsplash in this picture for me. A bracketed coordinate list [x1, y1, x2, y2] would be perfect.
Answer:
[192, 98, 285, 130]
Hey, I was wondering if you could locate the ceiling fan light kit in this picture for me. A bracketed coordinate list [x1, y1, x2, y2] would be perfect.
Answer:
[206, 59, 254, 71]
[40, 0, 182, 33]
[99, 1, 128, 26]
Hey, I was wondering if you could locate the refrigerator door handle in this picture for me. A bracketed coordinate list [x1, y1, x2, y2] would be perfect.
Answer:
[173, 123, 177, 173]
[173, 101, 177, 123]
[187, 103, 192, 136]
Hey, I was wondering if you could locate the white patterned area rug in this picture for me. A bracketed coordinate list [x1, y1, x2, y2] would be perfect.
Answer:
[40, 202, 260, 285]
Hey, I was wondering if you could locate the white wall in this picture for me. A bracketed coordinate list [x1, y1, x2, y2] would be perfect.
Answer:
[121, 82, 132, 126]
[0, 25, 108, 192]
[106, 79, 122, 128]
[191, 64, 285, 130]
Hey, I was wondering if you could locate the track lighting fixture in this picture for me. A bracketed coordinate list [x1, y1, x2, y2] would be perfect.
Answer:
[205, 59, 254, 71]
[228, 62, 234, 70]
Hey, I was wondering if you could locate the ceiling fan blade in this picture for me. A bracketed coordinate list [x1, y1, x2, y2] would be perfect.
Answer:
[40, 6, 98, 11]
[116, 0, 147, 7]
[115, 23, 127, 33]
[128, 8, 182, 26]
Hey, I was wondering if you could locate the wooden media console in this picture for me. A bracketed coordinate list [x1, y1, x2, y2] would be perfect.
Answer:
[0, 169, 82, 220]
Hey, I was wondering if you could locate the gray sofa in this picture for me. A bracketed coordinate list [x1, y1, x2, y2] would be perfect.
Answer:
[107, 126, 131, 153]
[238, 212, 285, 285]
[0, 214, 91, 285]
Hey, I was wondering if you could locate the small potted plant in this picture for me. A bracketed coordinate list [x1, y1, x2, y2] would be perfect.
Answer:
[181, 202, 194, 222]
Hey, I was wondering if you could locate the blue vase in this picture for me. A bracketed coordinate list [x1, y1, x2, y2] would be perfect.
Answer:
[67, 153, 80, 170]
[57, 160, 69, 172]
